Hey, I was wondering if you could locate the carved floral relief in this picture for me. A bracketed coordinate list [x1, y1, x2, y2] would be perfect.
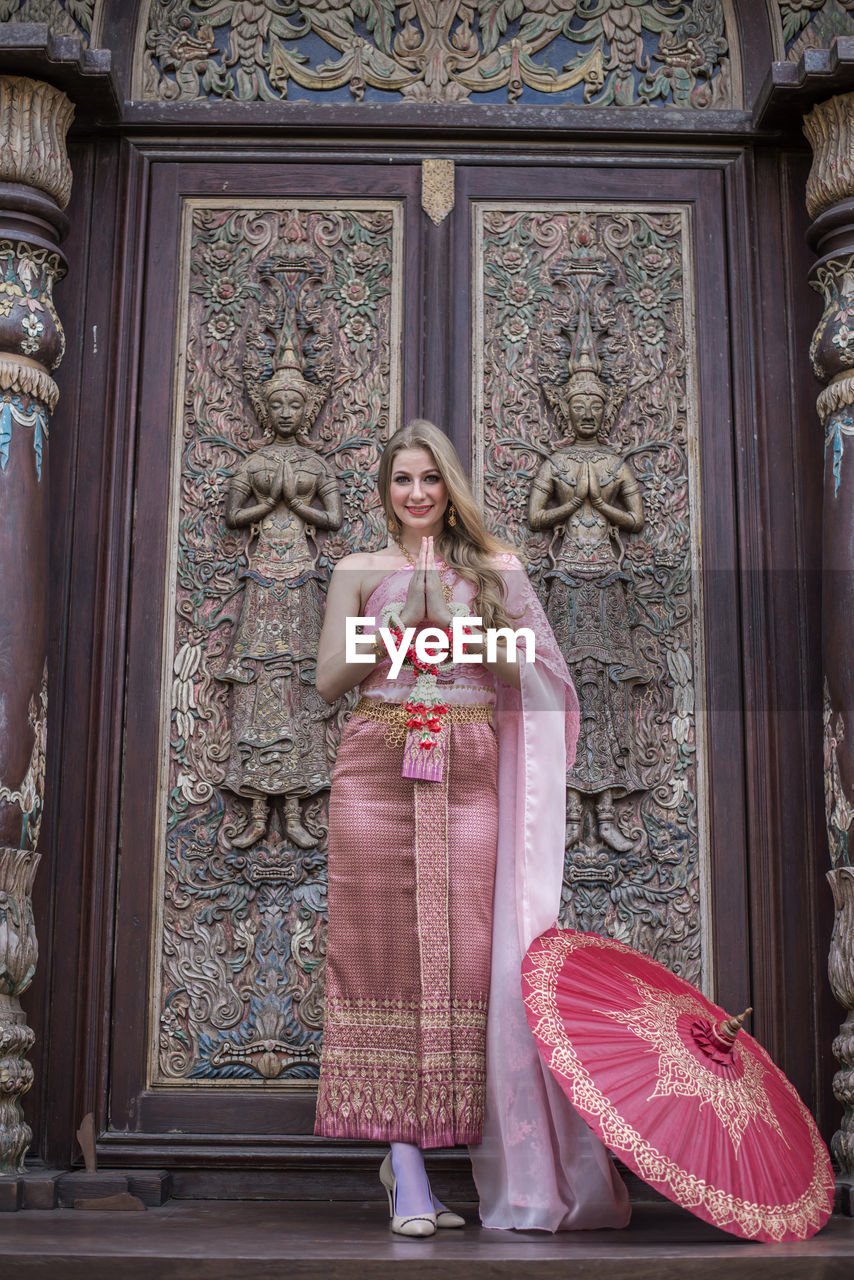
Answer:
[150, 201, 401, 1085]
[474, 205, 707, 986]
[139, 0, 734, 108]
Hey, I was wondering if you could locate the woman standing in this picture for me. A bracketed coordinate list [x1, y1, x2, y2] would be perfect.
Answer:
[314, 420, 629, 1236]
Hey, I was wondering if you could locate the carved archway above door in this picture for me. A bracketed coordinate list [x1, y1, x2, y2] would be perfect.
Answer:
[132, 0, 742, 109]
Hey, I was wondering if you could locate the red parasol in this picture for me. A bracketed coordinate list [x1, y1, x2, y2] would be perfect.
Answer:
[521, 927, 835, 1243]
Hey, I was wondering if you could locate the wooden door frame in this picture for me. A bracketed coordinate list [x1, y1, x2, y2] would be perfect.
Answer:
[29, 133, 833, 1182]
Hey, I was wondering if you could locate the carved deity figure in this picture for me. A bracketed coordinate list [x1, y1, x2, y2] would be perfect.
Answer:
[220, 342, 342, 850]
[528, 309, 647, 852]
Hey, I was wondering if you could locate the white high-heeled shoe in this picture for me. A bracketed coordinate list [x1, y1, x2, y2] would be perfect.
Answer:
[379, 1153, 437, 1237]
[432, 1197, 466, 1229]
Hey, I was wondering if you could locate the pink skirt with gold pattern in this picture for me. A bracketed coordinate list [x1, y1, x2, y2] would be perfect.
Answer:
[314, 705, 498, 1148]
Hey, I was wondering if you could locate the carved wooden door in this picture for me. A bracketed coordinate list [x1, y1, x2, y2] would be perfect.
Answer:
[448, 165, 747, 999]
[106, 154, 750, 1170]
[109, 160, 423, 1154]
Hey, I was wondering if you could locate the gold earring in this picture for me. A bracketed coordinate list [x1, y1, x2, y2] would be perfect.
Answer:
[447, 504, 457, 527]
[386, 514, 398, 532]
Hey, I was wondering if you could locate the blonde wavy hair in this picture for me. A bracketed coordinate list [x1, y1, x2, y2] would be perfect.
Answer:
[378, 420, 521, 631]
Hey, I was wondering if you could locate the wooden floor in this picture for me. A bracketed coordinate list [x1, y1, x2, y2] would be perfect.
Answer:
[0, 1200, 852, 1278]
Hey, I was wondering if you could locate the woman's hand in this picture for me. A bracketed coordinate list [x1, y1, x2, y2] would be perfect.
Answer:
[398, 539, 427, 628]
[398, 537, 451, 628]
[424, 537, 452, 628]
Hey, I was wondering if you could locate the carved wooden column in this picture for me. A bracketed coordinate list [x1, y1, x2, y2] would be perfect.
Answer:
[0, 76, 71, 1175]
[805, 92, 854, 1186]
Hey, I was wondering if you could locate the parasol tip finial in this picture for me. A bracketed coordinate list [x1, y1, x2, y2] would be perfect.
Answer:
[719, 1006, 752, 1044]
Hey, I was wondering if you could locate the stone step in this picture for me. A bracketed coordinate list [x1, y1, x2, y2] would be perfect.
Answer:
[0, 1200, 851, 1278]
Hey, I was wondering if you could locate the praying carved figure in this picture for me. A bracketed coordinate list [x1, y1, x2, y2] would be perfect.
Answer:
[220, 342, 342, 850]
[529, 311, 648, 853]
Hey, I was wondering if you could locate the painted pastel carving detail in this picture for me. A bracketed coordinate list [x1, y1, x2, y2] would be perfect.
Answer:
[140, 1, 732, 108]
[477, 207, 705, 985]
[0, 241, 66, 373]
[825, 407, 854, 498]
[0, 395, 50, 482]
[153, 203, 399, 1084]
[0, 241, 64, 485]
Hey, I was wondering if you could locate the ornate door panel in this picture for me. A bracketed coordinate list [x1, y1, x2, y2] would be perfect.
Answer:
[152, 198, 403, 1091]
[453, 165, 750, 1010]
[108, 161, 421, 1148]
[474, 201, 709, 984]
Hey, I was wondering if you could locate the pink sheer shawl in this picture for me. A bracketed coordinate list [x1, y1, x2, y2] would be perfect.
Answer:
[470, 555, 630, 1231]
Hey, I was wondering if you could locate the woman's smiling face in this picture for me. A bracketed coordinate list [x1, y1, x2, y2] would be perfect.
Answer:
[389, 447, 449, 531]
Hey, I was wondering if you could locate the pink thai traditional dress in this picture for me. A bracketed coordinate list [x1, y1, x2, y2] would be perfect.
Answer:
[314, 554, 630, 1232]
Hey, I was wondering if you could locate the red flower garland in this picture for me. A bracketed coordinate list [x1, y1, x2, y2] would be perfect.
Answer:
[385, 623, 457, 750]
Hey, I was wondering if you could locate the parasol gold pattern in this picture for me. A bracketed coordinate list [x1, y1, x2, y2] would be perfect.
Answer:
[522, 928, 835, 1242]
[600, 980, 786, 1156]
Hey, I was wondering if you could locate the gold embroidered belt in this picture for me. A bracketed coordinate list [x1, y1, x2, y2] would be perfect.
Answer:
[353, 696, 493, 748]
